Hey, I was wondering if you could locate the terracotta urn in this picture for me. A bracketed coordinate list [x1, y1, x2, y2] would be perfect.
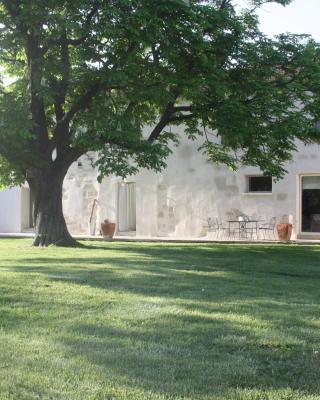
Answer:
[276, 223, 293, 241]
[100, 219, 116, 238]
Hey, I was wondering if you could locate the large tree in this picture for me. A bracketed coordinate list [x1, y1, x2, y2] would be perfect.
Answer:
[0, 0, 320, 246]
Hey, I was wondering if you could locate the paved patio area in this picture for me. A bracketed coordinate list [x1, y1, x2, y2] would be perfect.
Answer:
[0, 231, 319, 244]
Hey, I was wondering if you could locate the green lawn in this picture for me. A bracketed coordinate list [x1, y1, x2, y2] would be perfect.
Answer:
[0, 240, 320, 400]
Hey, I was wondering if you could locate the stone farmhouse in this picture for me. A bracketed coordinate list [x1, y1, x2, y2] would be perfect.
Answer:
[1, 131, 320, 240]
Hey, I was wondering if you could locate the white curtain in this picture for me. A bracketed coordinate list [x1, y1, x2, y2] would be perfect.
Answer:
[118, 183, 136, 231]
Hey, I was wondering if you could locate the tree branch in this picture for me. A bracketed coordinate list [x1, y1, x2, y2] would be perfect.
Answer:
[53, 146, 85, 172]
[219, 0, 232, 10]
[172, 105, 193, 112]
[3, 1, 51, 155]
[26, 35, 50, 155]
[48, 29, 70, 123]
[66, 6, 98, 46]
[169, 113, 195, 123]
[148, 103, 176, 142]
[62, 81, 102, 125]
[41, 3, 100, 55]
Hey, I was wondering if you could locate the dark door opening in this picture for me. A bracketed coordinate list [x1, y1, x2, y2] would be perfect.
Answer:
[302, 176, 320, 232]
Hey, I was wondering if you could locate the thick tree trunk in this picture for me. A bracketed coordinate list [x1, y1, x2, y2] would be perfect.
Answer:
[28, 169, 77, 247]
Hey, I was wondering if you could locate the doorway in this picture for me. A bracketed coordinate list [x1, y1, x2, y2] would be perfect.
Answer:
[118, 182, 136, 232]
[21, 187, 34, 230]
[301, 176, 320, 233]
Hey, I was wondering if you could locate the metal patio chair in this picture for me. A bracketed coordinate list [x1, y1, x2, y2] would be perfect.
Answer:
[258, 217, 277, 240]
[206, 217, 219, 239]
[216, 218, 231, 240]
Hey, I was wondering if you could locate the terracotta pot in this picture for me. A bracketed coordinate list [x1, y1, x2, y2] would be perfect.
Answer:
[100, 220, 116, 238]
[276, 223, 293, 241]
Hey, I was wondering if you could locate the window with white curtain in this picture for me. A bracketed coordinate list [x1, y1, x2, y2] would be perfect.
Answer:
[118, 182, 136, 232]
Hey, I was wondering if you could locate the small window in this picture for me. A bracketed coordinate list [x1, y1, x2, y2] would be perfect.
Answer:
[247, 176, 272, 193]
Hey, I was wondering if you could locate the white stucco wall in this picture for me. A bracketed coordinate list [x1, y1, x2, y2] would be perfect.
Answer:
[61, 133, 320, 240]
[0, 188, 22, 232]
[62, 154, 100, 235]
[2, 130, 318, 238]
[1, 136, 319, 238]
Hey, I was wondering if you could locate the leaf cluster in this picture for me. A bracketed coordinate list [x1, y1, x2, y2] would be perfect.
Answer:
[0, 0, 319, 183]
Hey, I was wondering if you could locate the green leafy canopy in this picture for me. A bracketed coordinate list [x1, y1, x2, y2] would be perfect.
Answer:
[0, 0, 320, 188]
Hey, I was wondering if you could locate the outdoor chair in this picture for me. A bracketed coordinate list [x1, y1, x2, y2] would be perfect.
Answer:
[258, 217, 276, 240]
[242, 215, 260, 240]
[206, 217, 219, 239]
[215, 218, 230, 240]
[218, 218, 243, 240]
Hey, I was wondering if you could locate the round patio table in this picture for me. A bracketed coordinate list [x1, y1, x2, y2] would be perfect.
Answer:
[227, 220, 259, 239]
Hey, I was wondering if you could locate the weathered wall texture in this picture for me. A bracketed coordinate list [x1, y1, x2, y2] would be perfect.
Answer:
[62, 133, 320, 240]
[1, 130, 319, 237]
[62, 154, 100, 235]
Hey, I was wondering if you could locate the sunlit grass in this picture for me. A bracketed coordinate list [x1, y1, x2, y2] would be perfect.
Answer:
[0, 239, 320, 399]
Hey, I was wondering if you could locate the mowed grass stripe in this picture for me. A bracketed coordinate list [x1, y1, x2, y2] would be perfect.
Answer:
[0, 239, 319, 399]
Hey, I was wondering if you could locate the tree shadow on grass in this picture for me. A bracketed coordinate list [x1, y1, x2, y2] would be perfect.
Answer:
[59, 310, 320, 397]
[2, 286, 320, 398]
[7, 242, 320, 301]
[1, 243, 320, 397]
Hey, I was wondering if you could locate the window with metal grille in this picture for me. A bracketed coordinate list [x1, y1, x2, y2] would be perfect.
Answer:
[247, 176, 272, 193]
